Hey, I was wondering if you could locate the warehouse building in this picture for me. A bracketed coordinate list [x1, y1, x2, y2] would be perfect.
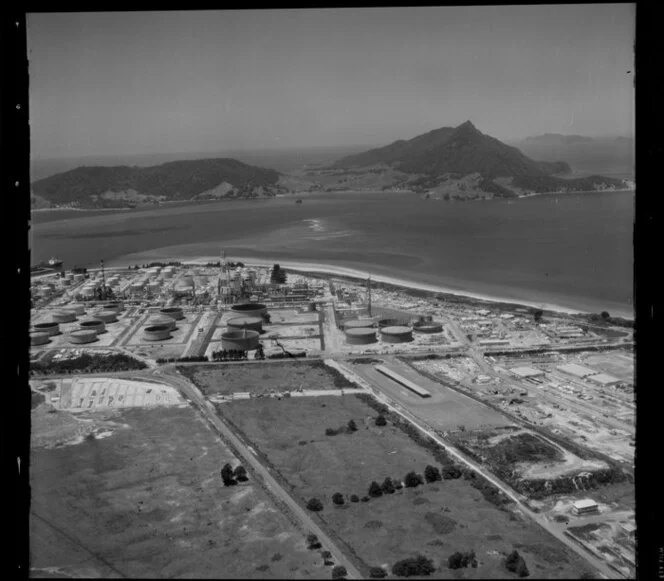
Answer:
[510, 366, 545, 379]
[571, 498, 599, 516]
[557, 363, 597, 379]
[587, 373, 620, 387]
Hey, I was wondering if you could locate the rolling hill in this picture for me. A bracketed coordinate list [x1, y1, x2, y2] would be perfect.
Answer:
[31, 158, 283, 209]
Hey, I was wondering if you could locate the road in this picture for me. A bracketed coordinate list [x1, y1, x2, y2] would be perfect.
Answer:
[152, 365, 364, 580]
[334, 359, 623, 580]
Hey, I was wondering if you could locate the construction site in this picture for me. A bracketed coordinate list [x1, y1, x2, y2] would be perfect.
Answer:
[30, 256, 635, 579]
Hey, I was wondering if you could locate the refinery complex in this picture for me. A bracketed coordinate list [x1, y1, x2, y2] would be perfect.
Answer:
[29, 257, 635, 579]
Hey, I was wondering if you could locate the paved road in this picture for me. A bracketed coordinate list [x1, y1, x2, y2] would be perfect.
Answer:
[335, 359, 623, 580]
[152, 365, 364, 580]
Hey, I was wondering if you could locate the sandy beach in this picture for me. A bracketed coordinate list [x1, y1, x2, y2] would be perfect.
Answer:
[104, 249, 633, 319]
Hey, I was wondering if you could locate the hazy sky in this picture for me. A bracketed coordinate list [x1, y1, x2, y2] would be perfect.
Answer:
[28, 5, 635, 159]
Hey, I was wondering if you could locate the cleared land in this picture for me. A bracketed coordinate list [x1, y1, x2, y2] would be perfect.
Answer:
[180, 360, 355, 397]
[30, 401, 326, 579]
[212, 394, 594, 578]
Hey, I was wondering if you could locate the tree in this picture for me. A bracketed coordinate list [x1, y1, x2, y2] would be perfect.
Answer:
[233, 465, 248, 482]
[347, 419, 358, 432]
[306, 498, 324, 512]
[391, 555, 435, 577]
[424, 465, 441, 483]
[332, 492, 345, 505]
[533, 309, 544, 323]
[505, 550, 529, 577]
[368, 481, 383, 498]
[404, 471, 423, 488]
[306, 533, 322, 549]
[350, 494, 359, 503]
[381, 477, 395, 494]
[370, 567, 387, 578]
[321, 550, 332, 560]
[375, 414, 387, 426]
[331, 565, 348, 579]
[600, 311, 611, 320]
[442, 465, 462, 480]
[448, 552, 464, 570]
[221, 463, 235, 486]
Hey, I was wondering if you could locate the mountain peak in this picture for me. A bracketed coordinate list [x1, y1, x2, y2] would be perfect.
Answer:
[456, 120, 479, 132]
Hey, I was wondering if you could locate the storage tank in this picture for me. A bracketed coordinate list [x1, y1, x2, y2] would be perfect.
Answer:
[79, 319, 106, 334]
[344, 319, 375, 330]
[227, 316, 263, 332]
[101, 302, 123, 313]
[230, 303, 268, 318]
[378, 317, 409, 329]
[159, 306, 184, 321]
[73, 273, 85, 282]
[147, 315, 177, 331]
[94, 310, 118, 323]
[30, 332, 51, 346]
[33, 321, 60, 336]
[380, 326, 414, 343]
[221, 329, 260, 351]
[67, 303, 86, 316]
[413, 321, 444, 333]
[143, 325, 172, 341]
[345, 328, 378, 345]
[52, 311, 76, 323]
[62, 279, 72, 287]
[69, 329, 98, 344]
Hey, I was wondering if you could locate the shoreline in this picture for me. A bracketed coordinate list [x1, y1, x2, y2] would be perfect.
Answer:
[104, 251, 634, 320]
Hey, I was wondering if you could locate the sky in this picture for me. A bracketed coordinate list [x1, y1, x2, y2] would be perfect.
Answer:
[28, 5, 635, 160]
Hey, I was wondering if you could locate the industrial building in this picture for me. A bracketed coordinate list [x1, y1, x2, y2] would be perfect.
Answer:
[478, 338, 510, 347]
[510, 366, 545, 379]
[557, 363, 597, 379]
[375, 365, 431, 397]
[587, 373, 620, 387]
[571, 498, 599, 516]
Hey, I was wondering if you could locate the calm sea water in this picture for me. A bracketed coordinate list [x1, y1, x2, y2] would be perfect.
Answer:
[31, 191, 634, 316]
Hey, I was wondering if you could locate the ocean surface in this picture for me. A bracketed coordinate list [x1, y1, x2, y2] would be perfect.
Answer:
[31, 190, 634, 317]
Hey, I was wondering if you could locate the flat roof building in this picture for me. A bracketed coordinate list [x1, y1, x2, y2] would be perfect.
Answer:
[571, 498, 599, 516]
[587, 373, 620, 386]
[557, 363, 597, 378]
[510, 366, 545, 379]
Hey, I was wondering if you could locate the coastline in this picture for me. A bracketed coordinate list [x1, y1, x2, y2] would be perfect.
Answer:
[104, 250, 633, 320]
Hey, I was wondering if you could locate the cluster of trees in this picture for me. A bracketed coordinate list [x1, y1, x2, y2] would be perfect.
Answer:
[270, 264, 287, 284]
[447, 550, 477, 569]
[156, 355, 208, 363]
[211, 349, 249, 361]
[325, 419, 358, 436]
[220, 463, 248, 486]
[505, 550, 530, 577]
[31, 352, 146, 375]
[391, 555, 435, 577]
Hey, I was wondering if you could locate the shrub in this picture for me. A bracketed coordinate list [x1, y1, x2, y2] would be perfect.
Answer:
[332, 565, 348, 579]
[424, 465, 441, 483]
[233, 465, 248, 482]
[505, 550, 529, 577]
[448, 550, 477, 569]
[347, 419, 358, 432]
[321, 550, 332, 559]
[332, 492, 345, 505]
[350, 494, 360, 503]
[442, 465, 462, 480]
[375, 414, 387, 426]
[381, 477, 396, 494]
[370, 566, 388, 578]
[404, 471, 424, 488]
[306, 533, 322, 549]
[368, 481, 383, 498]
[395, 479, 404, 490]
[325, 427, 338, 436]
[220, 463, 235, 486]
[391, 555, 435, 577]
[361, 496, 370, 502]
[306, 498, 324, 512]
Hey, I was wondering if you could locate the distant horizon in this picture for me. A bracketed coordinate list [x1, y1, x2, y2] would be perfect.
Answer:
[29, 6, 634, 159]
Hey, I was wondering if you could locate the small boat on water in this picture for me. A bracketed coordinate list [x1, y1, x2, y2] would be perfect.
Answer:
[295, 199, 303, 204]
[48, 256, 63, 266]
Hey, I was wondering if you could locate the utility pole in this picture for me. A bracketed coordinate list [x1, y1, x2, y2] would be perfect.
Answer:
[367, 274, 372, 318]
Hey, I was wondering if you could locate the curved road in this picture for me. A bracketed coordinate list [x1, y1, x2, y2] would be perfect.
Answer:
[152, 365, 364, 580]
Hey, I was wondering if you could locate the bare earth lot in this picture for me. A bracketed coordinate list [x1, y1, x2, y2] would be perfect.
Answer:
[30, 403, 326, 579]
[180, 360, 354, 397]
[214, 394, 594, 578]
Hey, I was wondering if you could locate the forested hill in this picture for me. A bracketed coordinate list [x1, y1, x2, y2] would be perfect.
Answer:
[31, 158, 283, 209]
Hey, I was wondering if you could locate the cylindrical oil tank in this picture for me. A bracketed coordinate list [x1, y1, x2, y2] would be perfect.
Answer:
[380, 326, 414, 343]
[94, 310, 118, 323]
[52, 311, 76, 323]
[67, 303, 86, 315]
[413, 321, 444, 333]
[147, 315, 177, 331]
[79, 319, 106, 334]
[62, 279, 72, 286]
[221, 329, 260, 351]
[378, 317, 409, 329]
[73, 273, 85, 282]
[33, 321, 60, 336]
[345, 328, 377, 345]
[30, 332, 51, 346]
[101, 302, 123, 313]
[69, 329, 98, 344]
[143, 325, 172, 341]
[230, 303, 268, 318]
[159, 306, 184, 320]
[344, 319, 375, 330]
[227, 316, 263, 332]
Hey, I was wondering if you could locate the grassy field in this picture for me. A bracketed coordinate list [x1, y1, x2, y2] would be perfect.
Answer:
[179, 360, 356, 397]
[30, 403, 327, 579]
[214, 394, 595, 578]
